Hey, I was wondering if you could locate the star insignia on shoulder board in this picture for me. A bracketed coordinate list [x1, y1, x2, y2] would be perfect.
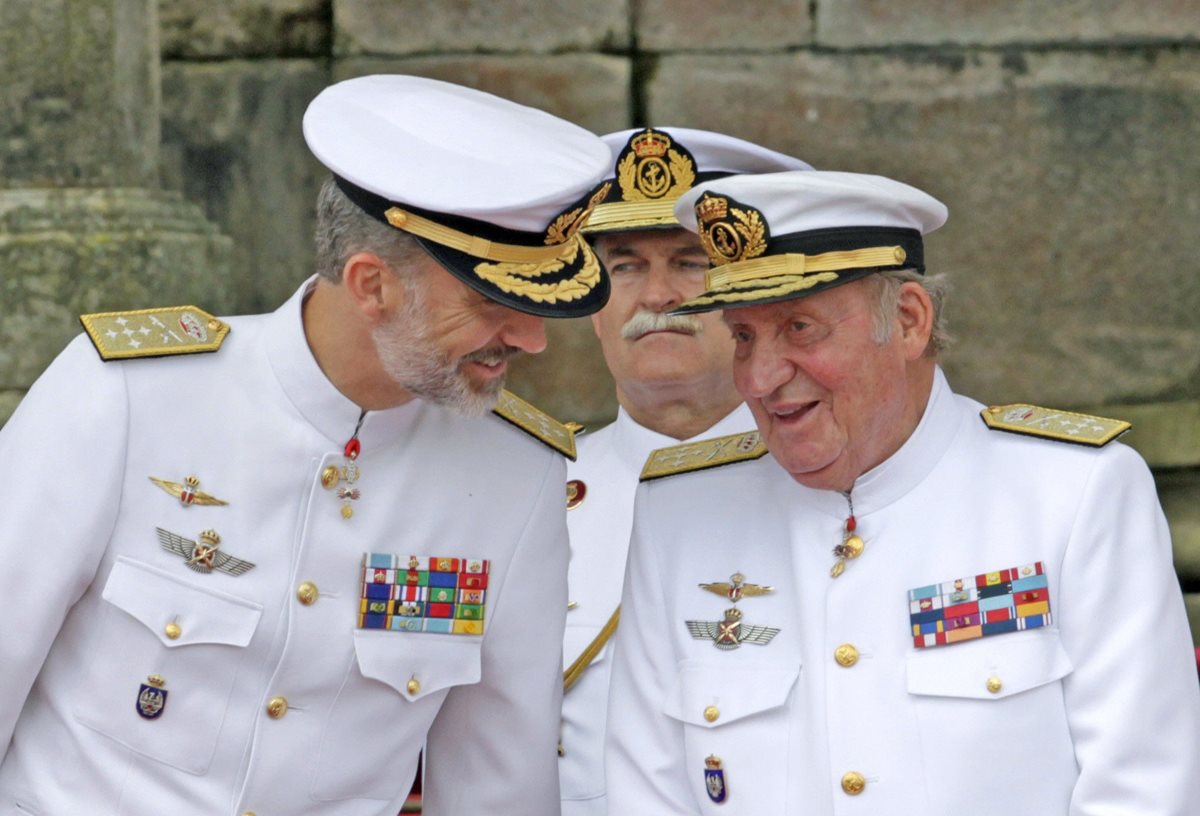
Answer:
[156, 527, 255, 576]
[149, 475, 229, 507]
[686, 608, 780, 650]
[699, 572, 773, 603]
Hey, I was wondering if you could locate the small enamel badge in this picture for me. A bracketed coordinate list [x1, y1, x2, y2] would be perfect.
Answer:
[137, 675, 168, 719]
[699, 572, 773, 602]
[687, 608, 780, 650]
[566, 479, 587, 510]
[149, 475, 228, 507]
[704, 755, 728, 804]
[157, 527, 255, 576]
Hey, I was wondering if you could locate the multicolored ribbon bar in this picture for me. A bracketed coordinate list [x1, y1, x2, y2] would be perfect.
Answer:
[908, 562, 1051, 649]
[358, 553, 490, 635]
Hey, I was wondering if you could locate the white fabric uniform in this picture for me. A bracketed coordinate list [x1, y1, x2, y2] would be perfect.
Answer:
[559, 404, 754, 815]
[607, 368, 1200, 815]
[0, 281, 568, 816]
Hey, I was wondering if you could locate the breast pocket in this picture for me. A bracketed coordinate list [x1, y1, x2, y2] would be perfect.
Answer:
[310, 630, 482, 802]
[663, 660, 799, 813]
[906, 629, 1077, 806]
[72, 556, 263, 774]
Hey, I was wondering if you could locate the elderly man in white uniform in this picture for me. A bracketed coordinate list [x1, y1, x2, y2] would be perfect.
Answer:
[0, 75, 612, 816]
[558, 128, 809, 815]
[606, 170, 1200, 814]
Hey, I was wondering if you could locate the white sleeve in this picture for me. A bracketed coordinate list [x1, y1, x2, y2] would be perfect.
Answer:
[0, 335, 127, 748]
[1060, 443, 1200, 815]
[422, 453, 569, 815]
[606, 483, 697, 814]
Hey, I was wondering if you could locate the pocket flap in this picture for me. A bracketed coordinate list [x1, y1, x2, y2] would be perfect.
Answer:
[353, 630, 482, 701]
[906, 629, 1073, 700]
[101, 556, 262, 648]
[663, 661, 799, 728]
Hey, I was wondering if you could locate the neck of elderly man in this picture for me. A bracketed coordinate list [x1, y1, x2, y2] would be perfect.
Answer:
[591, 227, 744, 441]
[724, 272, 938, 493]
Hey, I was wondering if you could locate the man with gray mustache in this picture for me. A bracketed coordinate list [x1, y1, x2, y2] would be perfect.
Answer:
[556, 127, 810, 816]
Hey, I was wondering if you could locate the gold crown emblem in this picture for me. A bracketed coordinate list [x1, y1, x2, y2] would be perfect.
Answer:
[184, 475, 200, 488]
[630, 129, 671, 158]
[147, 674, 166, 688]
[705, 755, 723, 769]
[696, 194, 729, 225]
[199, 529, 221, 546]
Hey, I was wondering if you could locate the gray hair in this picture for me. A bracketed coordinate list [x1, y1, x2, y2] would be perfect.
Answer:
[313, 176, 427, 282]
[870, 269, 952, 358]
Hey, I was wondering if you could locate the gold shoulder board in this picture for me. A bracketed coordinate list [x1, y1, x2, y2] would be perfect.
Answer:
[492, 390, 578, 461]
[640, 430, 768, 482]
[80, 306, 229, 361]
[980, 404, 1130, 447]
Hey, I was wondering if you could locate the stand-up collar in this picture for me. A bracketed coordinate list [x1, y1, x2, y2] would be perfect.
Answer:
[609, 402, 756, 475]
[264, 276, 421, 451]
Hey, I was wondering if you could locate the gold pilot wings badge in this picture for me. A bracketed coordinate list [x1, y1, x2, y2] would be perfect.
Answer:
[980, 404, 1130, 447]
[81, 306, 229, 361]
[687, 608, 780, 650]
[492, 389, 578, 460]
[700, 572, 774, 603]
[156, 527, 255, 576]
[640, 430, 768, 482]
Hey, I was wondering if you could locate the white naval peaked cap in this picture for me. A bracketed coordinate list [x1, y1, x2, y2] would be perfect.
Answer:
[671, 170, 949, 315]
[582, 126, 812, 235]
[303, 74, 614, 317]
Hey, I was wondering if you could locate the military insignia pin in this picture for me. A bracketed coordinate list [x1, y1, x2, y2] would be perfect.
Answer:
[156, 527, 255, 576]
[704, 755, 728, 804]
[566, 479, 587, 510]
[136, 675, 168, 720]
[695, 192, 769, 268]
[687, 608, 780, 650]
[699, 572, 773, 603]
[149, 475, 228, 507]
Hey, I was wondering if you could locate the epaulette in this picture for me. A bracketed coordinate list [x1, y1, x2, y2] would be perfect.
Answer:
[980, 404, 1130, 447]
[492, 390, 578, 460]
[80, 306, 229, 361]
[640, 430, 768, 482]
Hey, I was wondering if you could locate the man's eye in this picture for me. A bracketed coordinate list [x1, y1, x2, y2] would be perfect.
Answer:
[732, 329, 752, 343]
[790, 321, 808, 332]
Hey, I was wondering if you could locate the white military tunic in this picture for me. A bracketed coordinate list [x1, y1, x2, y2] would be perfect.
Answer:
[0, 280, 568, 816]
[559, 404, 753, 815]
[606, 368, 1200, 815]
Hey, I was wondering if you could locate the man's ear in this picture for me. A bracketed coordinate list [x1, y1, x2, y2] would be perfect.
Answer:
[896, 280, 934, 361]
[341, 252, 390, 321]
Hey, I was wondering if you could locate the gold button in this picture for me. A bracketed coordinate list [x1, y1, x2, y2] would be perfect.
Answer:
[703, 705, 720, 723]
[893, 246, 907, 264]
[407, 676, 421, 695]
[834, 643, 859, 667]
[841, 770, 866, 795]
[320, 465, 339, 489]
[297, 581, 319, 605]
[241, 812, 257, 816]
[986, 675, 1003, 694]
[164, 622, 182, 640]
[266, 696, 288, 719]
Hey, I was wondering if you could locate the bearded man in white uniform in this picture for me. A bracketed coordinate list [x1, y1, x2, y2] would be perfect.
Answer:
[0, 75, 613, 816]
[605, 170, 1200, 814]
[557, 128, 809, 815]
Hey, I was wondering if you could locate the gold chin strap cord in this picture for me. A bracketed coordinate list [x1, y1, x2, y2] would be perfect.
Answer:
[385, 206, 574, 263]
[706, 245, 908, 290]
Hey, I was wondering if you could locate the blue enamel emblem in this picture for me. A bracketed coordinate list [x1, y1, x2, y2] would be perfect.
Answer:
[137, 678, 168, 720]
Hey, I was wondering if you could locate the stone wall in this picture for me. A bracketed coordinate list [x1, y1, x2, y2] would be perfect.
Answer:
[5, 0, 1200, 638]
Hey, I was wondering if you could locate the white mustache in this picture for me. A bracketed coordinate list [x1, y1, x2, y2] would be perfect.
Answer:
[621, 310, 704, 341]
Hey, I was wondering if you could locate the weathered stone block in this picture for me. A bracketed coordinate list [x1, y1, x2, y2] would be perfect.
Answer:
[1106, 401, 1200, 468]
[334, 55, 632, 134]
[507, 318, 617, 430]
[160, 0, 331, 58]
[819, 0, 1200, 48]
[1157, 469, 1200, 578]
[647, 50, 1200, 408]
[334, 0, 629, 56]
[0, 188, 233, 423]
[1, 0, 159, 188]
[161, 60, 330, 312]
[1185, 593, 1200, 646]
[637, 0, 811, 50]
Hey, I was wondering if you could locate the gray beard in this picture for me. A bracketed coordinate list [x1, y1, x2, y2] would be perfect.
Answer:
[371, 295, 508, 418]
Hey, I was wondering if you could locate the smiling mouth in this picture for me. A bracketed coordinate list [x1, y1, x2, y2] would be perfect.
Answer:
[772, 401, 820, 424]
